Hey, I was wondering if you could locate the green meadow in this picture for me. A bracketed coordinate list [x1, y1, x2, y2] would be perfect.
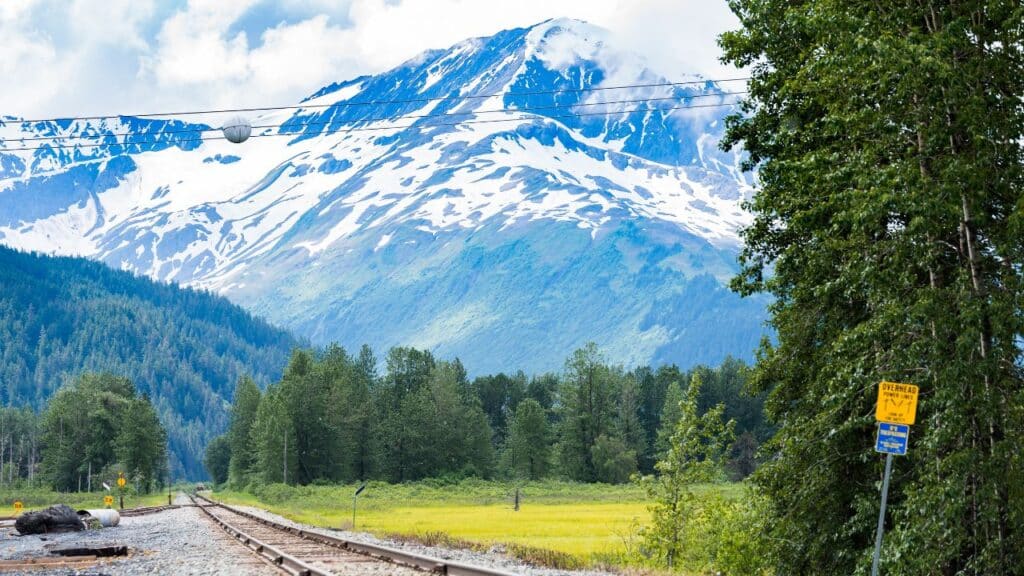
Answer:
[215, 480, 742, 569]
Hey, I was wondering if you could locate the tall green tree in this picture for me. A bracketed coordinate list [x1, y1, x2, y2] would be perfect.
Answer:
[654, 380, 684, 460]
[250, 384, 297, 485]
[557, 343, 621, 481]
[40, 373, 133, 490]
[116, 395, 168, 491]
[639, 373, 735, 569]
[504, 399, 550, 480]
[721, 1, 1024, 572]
[39, 373, 167, 492]
[227, 376, 261, 485]
[203, 435, 231, 485]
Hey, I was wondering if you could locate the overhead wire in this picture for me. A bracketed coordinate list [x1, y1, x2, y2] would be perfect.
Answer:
[0, 98, 748, 153]
[2, 91, 749, 146]
[4, 77, 751, 125]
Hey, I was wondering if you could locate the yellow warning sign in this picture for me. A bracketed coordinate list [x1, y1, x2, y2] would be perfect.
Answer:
[13, 501, 23, 514]
[876, 381, 919, 425]
[117, 476, 126, 488]
[104, 495, 114, 507]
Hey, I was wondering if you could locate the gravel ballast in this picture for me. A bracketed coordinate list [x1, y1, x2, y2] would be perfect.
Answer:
[0, 495, 274, 575]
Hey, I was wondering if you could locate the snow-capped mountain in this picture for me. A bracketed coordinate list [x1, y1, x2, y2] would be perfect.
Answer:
[0, 19, 768, 374]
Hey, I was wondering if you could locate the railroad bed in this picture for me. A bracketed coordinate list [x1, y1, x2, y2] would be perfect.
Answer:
[192, 494, 519, 576]
[0, 503, 182, 529]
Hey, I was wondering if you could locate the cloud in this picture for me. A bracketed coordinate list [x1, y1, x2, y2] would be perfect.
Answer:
[0, 0, 742, 119]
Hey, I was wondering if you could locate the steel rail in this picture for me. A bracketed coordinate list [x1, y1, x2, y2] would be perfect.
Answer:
[192, 493, 520, 576]
[192, 494, 329, 576]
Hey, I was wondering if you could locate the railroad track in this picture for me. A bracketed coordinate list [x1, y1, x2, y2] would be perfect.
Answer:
[191, 494, 519, 576]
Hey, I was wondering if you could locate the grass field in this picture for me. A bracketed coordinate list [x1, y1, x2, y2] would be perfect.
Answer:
[0, 486, 172, 515]
[216, 480, 741, 569]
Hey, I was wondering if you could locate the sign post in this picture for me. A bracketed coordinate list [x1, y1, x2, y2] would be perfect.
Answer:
[104, 495, 114, 508]
[871, 382, 918, 576]
[117, 473, 126, 510]
[13, 501, 23, 515]
[352, 482, 367, 530]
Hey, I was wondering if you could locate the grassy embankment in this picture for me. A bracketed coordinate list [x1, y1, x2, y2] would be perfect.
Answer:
[216, 479, 742, 569]
[0, 487, 171, 514]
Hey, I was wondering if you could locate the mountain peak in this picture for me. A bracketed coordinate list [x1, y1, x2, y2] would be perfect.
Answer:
[523, 18, 610, 65]
[0, 22, 763, 376]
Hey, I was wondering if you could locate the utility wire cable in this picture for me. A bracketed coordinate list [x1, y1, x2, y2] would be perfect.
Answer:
[2, 91, 748, 145]
[5, 77, 751, 125]
[1, 100, 745, 153]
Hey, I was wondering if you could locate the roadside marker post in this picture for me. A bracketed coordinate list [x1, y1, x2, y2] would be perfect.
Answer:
[871, 382, 919, 576]
[104, 495, 114, 508]
[352, 482, 367, 530]
[117, 473, 126, 510]
[13, 501, 23, 515]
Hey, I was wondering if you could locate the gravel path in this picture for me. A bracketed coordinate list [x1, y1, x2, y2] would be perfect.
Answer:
[231, 503, 617, 576]
[0, 495, 274, 575]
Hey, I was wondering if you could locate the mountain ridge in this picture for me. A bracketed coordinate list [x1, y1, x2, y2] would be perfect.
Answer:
[0, 244, 298, 479]
[0, 18, 768, 374]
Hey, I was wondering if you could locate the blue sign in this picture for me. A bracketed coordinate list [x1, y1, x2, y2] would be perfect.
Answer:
[875, 422, 909, 455]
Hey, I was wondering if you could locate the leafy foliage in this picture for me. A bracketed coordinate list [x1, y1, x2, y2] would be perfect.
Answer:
[214, 341, 765, 490]
[202, 435, 231, 485]
[720, 1, 1024, 572]
[504, 399, 551, 480]
[39, 373, 167, 492]
[638, 372, 735, 569]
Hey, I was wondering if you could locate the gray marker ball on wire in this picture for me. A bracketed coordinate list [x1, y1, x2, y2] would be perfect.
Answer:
[222, 116, 252, 144]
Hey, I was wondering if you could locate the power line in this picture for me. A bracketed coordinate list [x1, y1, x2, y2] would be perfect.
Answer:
[2, 91, 748, 145]
[1, 100, 745, 153]
[5, 77, 751, 125]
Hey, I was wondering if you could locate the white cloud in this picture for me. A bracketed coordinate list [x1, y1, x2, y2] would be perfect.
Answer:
[151, 0, 257, 86]
[0, 0, 742, 119]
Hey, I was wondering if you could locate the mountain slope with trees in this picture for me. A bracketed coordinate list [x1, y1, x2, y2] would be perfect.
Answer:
[0, 246, 298, 479]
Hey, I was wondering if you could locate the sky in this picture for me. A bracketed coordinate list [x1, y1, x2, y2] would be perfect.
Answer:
[0, 0, 741, 120]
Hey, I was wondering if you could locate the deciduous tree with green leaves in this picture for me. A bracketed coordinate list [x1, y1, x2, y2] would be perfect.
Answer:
[639, 372, 735, 570]
[721, 1, 1024, 572]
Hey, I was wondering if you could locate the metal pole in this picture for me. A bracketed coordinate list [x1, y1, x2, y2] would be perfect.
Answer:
[352, 495, 357, 530]
[871, 453, 894, 576]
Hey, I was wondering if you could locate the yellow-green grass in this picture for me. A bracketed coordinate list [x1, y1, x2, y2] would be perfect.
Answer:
[215, 480, 741, 568]
[0, 487, 169, 515]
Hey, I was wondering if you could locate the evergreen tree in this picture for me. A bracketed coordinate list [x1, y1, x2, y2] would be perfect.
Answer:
[351, 345, 378, 480]
[504, 399, 550, 479]
[203, 435, 231, 485]
[227, 376, 261, 485]
[525, 373, 558, 415]
[617, 373, 646, 465]
[590, 434, 636, 484]
[721, 2, 1024, 572]
[557, 343, 620, 481]
[250, 385, 297, 485]
[654, 380, 684, 460]
[39, 373, 167, 492]
[116, 395, 168, 491]
[0, 245, 296, 480]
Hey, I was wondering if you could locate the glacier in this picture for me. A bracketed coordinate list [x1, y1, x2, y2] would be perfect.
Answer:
[0, 18, 769, 374]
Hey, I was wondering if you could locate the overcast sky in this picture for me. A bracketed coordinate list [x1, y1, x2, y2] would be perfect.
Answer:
[0, 0, 741, 120]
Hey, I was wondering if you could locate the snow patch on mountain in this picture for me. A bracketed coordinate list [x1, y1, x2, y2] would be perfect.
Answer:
[0, 18, 767, 373]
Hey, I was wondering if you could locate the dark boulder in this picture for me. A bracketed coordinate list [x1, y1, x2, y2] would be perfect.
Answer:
[15, 504, 85, 535]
